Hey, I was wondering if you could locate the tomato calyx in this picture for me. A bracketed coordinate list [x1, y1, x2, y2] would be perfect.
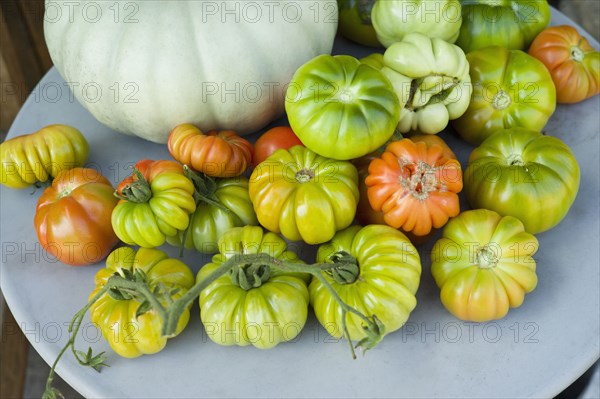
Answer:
[570, 44, 585, 62]
[114, 169, 152, 203]
[476, 245, 499, 269]
[295, 168, 315, 183]
[229, 263, 272, 290]
[325, 251, 360, 284]
[183, 165, 233, 214]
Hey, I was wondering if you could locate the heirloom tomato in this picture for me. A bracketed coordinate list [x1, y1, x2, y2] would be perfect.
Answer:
[366, 137, 462, 236]
[168, 123, 253, 177]
[529, 25, 600, 104]
[1, 124, 89, 189]
[456, 0, 550, 53]
[285, 54, 400, 160]
[337, 0, 381, 47]
[252, 126, 303, 166]
[90, 247, 195, 358]
[197, 226, 309, 349]
[431, 209, 538, 322]
[372, 0, 462, 47]
[310, 225, 421, 340]
[34, 168, 118, 266]
[464, 128, 580, 234]
[452, 46, 556, 145]
[375, 33, 472, 134]
[167, 174, 258, 253]
[112, 160, 196, 248]
[249, 146, 359, 244]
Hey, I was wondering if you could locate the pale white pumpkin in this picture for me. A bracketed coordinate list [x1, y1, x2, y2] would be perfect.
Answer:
[44, 1, 338, 143]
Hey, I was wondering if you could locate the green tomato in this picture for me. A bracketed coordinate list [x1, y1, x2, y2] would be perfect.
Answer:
[464, 128, 580, 234]
[167, 177, 258, 253]
[310, 225, 421, 341]
[197, 226, 309, 349]
[285, 54, 400, 160]
[90, 247, 195, 358]
[376, 33, 472, 134]
[452, 47, 556, 145]
[431, 209, 538, 322]
[456, 0, 551, 53]
[249, 146, 359, 245]
[372, 0, 462, 47]
[337, 0, 381, 47]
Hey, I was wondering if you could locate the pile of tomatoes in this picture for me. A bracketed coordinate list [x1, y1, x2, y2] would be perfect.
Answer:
[1, 7, 598, 360]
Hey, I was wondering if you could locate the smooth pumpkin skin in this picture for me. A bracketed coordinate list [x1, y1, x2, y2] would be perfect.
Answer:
[1, 124, 89, 188]
[528, 25, 600, 104]
[431, 209, 538, 322]
[90, 247, 195, 358]
[44, 1, 338, 142]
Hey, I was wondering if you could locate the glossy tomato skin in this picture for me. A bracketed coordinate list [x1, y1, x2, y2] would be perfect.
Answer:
[249, 146, 359, 245]
[337, 0, 381, 47]
[167, 177, 258, 253]
[310, 225, 421, 340]
[456, 0, 550, 53]
[366, 137, 463, 236]
[252, 126, 303, 166]
[90, 247, 195, 358]
[111, 160, 196, 248]
[529, 25, 600, 104]
[464, 128, 580, 234]
[431, 209, 538, 322]
[452, 47, 556, 145]
[168, 123, 253, 177]
[285, 54, 400, 160]
[34, 168, 118, 266]
[1, 124, 89, 189]
[197, 226, 309, 349]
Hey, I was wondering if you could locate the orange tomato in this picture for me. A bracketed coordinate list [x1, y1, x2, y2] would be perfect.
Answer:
[529, 25, 600, 104]
[34, 168, 119, 266]
[365, 137, 463, 236]
[167, 123, 253, 177]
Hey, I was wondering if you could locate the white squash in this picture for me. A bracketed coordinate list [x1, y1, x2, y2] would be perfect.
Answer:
[44, 1, 337, 143]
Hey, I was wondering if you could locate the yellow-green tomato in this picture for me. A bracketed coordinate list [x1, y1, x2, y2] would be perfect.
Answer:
[89, 247, 195, 358]
[452, 46, 556, 145]
[167, 177, 258, 253]
[1, 124, 89, 189]
[431, 209, 538, 322]
[285, 54, 400, 160]
[337, 0, 381, 47]
[464, 128, 580, 234]
[249, 146, 359, 245]
[197, 226, 309, 349]
[310, 225, 421, 341]
[372, 0, 462, 47]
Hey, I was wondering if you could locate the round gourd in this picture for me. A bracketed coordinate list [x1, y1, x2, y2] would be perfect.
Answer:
[43, 1, 337, 143]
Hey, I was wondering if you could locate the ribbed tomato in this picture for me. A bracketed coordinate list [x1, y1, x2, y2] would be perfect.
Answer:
[168, 123, 253, 177]
[529, 25, 600, 104]
[366, 137, 462, 236]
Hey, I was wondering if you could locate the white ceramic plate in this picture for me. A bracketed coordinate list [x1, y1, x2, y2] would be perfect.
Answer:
[1, 7, 598, 398]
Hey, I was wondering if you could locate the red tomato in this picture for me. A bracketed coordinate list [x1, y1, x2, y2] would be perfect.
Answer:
[252, 126, 303, 165]
[34, 168, 119, 266]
